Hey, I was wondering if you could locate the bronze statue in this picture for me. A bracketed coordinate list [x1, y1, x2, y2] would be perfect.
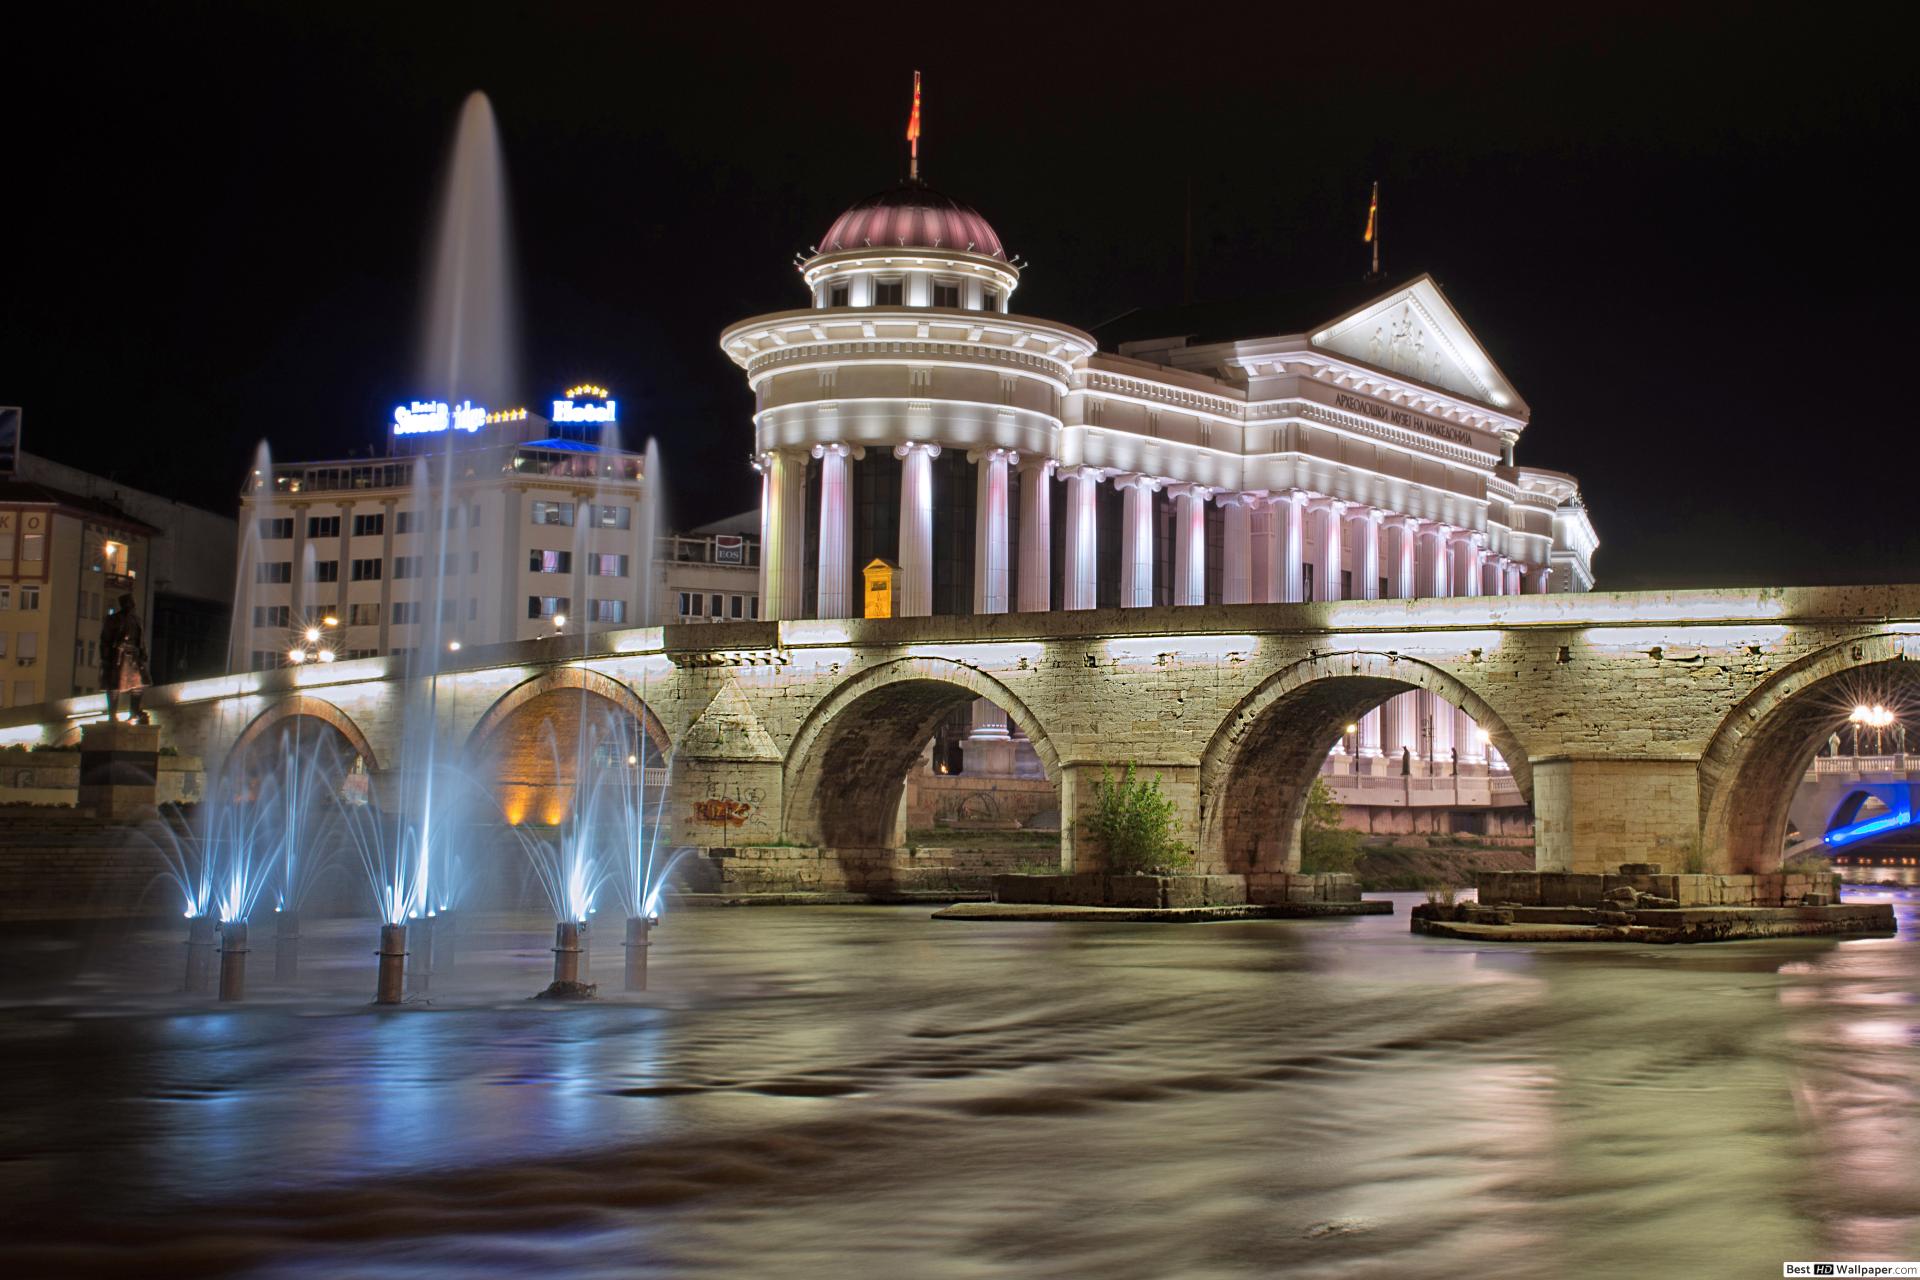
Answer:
[100, 592, 150, 723]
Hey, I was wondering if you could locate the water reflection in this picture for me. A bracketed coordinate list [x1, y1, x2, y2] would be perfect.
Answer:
[0, 896, 1915, 1276]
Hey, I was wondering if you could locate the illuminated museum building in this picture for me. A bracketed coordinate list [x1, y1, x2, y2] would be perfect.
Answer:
[725, 182, 1600, 771]
[234, 390, 753, 669]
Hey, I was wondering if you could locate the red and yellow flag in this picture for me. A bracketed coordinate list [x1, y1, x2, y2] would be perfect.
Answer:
[1363, 181, 1379, 243]
[906, 70, 922, 155]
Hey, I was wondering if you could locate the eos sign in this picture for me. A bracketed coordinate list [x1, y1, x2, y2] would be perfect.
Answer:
[393, 400, 486, 436]
[552, 383, 616, 424]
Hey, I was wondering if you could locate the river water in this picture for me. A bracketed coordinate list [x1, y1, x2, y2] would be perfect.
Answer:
[2, 891, 1917, 1278]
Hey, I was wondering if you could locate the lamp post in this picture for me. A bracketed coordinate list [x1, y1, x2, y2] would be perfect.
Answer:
[286, 613, 340, 667]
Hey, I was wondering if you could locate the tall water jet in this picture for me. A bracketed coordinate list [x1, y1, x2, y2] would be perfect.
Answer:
[226, 440, 274, 674]
[365, 89, 522, 997]
[420, 91, 519, 407]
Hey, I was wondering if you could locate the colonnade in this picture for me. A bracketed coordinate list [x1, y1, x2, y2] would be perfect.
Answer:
[759, 450, 1552, 774]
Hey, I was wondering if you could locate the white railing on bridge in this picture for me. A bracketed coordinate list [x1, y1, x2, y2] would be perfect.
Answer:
[1808, 754, 1915, 778]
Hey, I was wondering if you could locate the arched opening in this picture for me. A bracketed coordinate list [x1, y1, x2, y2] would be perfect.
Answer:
[226, 697, 379, 804]
[783, 659, 1061, 889]
[1703, 641, 1920, 874]
[464, 671, 667, 828]
[1199, 654, 1531, 875]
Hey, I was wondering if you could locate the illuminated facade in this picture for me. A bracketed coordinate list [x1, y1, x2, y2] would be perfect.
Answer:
[233, 389, 653, 670]
[0, 479, 156, 706]
[723, 181, 1599, 773]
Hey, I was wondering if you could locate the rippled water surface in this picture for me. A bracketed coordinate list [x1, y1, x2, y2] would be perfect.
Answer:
[2, 892, 1918, 1278]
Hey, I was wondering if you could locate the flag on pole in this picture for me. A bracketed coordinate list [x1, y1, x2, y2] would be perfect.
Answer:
[1363, 181, 1378, 243]
[907, 71, 922, 154]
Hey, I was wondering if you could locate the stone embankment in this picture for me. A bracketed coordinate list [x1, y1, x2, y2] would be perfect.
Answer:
[1413, 864, 1895, 943]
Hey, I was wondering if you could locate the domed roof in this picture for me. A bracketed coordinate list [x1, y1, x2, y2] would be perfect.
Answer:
[815, 183, 1006, 260]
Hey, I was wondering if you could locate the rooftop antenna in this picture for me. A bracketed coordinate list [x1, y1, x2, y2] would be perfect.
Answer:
[1363, 180, 1383, 282]
[906, 70, 922, 182]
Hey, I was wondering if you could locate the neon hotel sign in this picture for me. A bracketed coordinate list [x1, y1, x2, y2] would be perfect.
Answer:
[392, 400, 487, 435]
[551, 397, 616, 423]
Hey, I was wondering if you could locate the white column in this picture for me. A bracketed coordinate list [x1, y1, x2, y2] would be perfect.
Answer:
[1380, 515, 1420, 766]
[1169, 484, 1208, 607]
[894, 441, 940, 618]
[812, 442, 854, 618]
[972, 448, 1017, 614]
[1016, 459, 1053, 613]
[1417, 522, 1453, 598]
[1350, 508, 1382, 600]
[1277, 490, 1307, 603]
[1386, 517, 1417, 599]
[1311, 498, 1347, 602]
[1506, 560, 1524, 596]
[1248, 501, 1272, 604]
[1450, 530, 1482, 599]
[755, 450, 805, 622]
[1219, 492, 1254, 605]
[1114, 473, 1161, 608]
[1061, 465, 1100, 611]
[1527, 565, 1553, 594]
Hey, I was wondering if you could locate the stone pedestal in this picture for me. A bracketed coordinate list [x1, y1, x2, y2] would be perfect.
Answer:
[77, 722, 161, 819]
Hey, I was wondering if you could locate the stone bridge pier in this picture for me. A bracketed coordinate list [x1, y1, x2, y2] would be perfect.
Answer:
[4, 586, 1918, 891]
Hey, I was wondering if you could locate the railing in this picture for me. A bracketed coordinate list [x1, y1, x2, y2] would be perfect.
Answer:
[1808, 754, 1914, 778]
[1321, 770, 1526, 808]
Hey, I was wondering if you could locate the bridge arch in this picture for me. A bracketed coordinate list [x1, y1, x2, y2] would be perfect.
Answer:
[1699, 633, 1920, 872]
[1197, 651, 1531, 873]
[783, 656, 1060, 849]
[226, 695, 382, 777]
[463, 667, 670, 825]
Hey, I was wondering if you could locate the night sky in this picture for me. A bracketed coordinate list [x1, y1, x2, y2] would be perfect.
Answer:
[6, 3, 1916, 588]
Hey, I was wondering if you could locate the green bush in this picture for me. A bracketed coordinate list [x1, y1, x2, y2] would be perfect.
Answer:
[1299, 777, 1362, 874]
[1086, 763, 1192, 874]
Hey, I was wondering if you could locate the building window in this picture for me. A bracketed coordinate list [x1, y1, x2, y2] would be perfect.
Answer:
[531, 501, 574, 526]
[307, 515, 340, 539]
[1303, 563, 1315, 602]
[352, 513, 385, 537]
[469, 503, 482, 528]
[1341, 569, 1353, 599]
[351, 558, 382, 582]
[750, 596, 759, 619]
[395, 511, 421, 535]
[250, 651, 276, 672]
[393, 555, 423, 579]
[981, 287, 1001, 312]
[258, 517, 293, 539]
[348, 602, 380, 626]
[257, 561, 292, 584]
[252, 605, 291, 629]
[312, 559, 339, 583]
[0, 634, 6, 657]
[17, 632, 38, 663]
[528, 595, 569, 619]
[589, 598, 627, 623]
[932, 279, 961, 308]
[22, 533, 45, 562]
[392, 601, 421, 625]
[873, 278, 904, 306]
[441, 552, 463, 575]
[345, 648, 378, 660]
[730, 594, 743, 619]
[20, 587, 39, 611]
[709, 593, 722, 618]
[529, 549, 572, 574]
[828, 282, 850, 307]
[438, 599, 458, 623]
[590, 553, 628, 577]
[679, 592, 700, 617]
[0, 587, 9, 610]
[590, 504, 631, 530]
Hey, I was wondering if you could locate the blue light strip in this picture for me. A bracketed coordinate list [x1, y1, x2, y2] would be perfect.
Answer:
[1825, 808, 1916, 848]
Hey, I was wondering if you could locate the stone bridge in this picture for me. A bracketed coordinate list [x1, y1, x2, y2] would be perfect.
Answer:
[5, 585, 1919, 878]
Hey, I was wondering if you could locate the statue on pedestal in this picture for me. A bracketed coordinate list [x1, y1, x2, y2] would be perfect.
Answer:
[100, 592, 150, 724]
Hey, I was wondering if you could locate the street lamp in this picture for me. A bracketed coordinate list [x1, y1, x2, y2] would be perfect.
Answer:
[287, 612, 339, 666]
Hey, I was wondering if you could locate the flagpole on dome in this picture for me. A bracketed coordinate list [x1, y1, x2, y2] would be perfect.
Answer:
[907, 70, 922, 183]
[1363, 180, 1382, 282]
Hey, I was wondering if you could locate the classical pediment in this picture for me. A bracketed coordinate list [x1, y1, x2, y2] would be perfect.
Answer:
[1309, 275, 1528, 417]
